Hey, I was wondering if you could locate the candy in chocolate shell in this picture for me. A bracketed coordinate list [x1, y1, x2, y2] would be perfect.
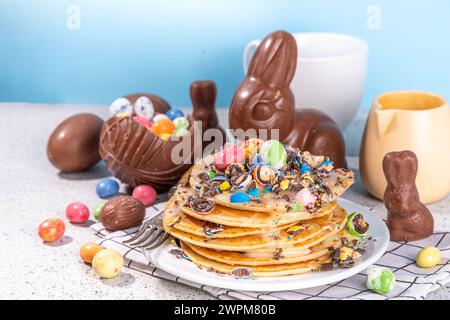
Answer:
[253, 165, 275, 186]
[100, 195, 145, 231]
[47, 113, 104, 172]
[99, 83, 224, 190]
[187, 196, 215, 214]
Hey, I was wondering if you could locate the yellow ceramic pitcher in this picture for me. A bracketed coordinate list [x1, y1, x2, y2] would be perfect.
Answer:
[360, 91, 450, 204]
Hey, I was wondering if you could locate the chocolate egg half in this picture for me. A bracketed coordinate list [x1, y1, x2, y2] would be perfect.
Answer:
[100, 195, 145, 231]
[47, 113, 104, 172]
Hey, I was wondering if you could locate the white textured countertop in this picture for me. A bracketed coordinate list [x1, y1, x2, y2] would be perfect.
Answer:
[0, 103, 448, 300]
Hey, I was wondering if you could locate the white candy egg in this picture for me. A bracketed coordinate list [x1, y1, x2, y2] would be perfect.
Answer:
[134, 96, 155, 120]
[109, 97, 133, 116]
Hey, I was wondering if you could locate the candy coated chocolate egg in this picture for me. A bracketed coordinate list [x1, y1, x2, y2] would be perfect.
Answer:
[366, 266, 395, 295]
[252, 165, 275, 186]
[213, 145, 244, 170]
[133, 115, 152, 127]
[152, 113, 169, 123]
[109, 98, 133, 116]
[416, 247, 441, 268]
[66, 202, 90, 223]
[172, 117, 189, 130]
[132, 184, 157, 206]
[260, 140, 287, 169]
[134, 96, 155, 119]
[159, 133, 172, 141]
[151, 118, 175, 136]
[166, 108, 184, 120]
[296, 188, 316, 207]
[93, 203, 104, 220]
[241, 138, 263, 162]
[92, 249, 124, 279]
[174, 127, 189, 137]
[96, 178, 119, 198]
[80, 243, 103, 264]
[345, 212, 369, 238]
[230, 192, 251, 203]
[47, 113, 104, 172]
[38, 217, 65, 242]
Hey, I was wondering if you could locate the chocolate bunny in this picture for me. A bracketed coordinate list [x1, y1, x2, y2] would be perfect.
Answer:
[229, 30, 346, 168]
[190, 80, 225, 150]
[383, 151, 434, 241]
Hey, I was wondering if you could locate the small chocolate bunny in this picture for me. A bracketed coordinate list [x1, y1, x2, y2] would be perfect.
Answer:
[229, 30, 346, 168]
[383, 151, 434, 241]
[190, 80, 225, 149]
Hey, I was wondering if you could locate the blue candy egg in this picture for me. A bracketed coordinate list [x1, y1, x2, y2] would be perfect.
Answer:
[96, 178, 120, 198]
[300, 164, 311, 173]
[322, 160, 333, 166]
[247, 188, 259, 198]
[230, 192, 251, 203]
[166, 108, 184, 120]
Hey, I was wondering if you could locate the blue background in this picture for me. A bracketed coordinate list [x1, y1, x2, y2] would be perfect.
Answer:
[1, 0, 449, 108]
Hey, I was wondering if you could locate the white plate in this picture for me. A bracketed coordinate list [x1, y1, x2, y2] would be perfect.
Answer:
[144, 198, 389, 292]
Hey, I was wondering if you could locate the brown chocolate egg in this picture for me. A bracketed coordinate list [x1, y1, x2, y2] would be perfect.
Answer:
[47, 113, 104, 172]
[100, 195, 145, 231]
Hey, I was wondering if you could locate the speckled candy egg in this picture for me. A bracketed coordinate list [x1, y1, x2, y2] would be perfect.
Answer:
[92, 203, 104, 220]
[416, 247, 441, 268]
[260, 139, 287, 169]
[109, 98, 133, 117]
[47, 113, 104, 172]
[173, 117, 190, 130]
[92, 249, 124, 279]
[174, 127, 189, 137]
[166, 108, 184, 120]
[66, 202, 90, 223]
[132, 184, 157, 206]
[213, 145, 244, 170]
[366, 266, 395, 295]
[241, 138, 263, 162]
[38, 217, 65, 242]
[134, 96, 155, 119]
[80, 243, 104, 264]
[151, 118, 175, 136]
[96, 178, 120, 198]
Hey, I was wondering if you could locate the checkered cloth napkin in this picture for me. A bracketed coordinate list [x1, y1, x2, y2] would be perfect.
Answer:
[91, 201, 450, 300]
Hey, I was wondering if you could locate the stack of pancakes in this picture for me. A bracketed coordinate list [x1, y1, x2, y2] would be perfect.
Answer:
[163, 149, 362, 278]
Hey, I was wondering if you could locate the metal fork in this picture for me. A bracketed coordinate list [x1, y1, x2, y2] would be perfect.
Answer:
[123, 214, 171, 250]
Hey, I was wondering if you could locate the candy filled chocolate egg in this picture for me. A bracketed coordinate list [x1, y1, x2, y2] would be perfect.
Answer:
[47, 113, 104, 172]
[99, 81, 224, 190]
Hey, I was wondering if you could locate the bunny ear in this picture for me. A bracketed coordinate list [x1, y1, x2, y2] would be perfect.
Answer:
[247, 30, 297, 89]
[190, 80, 217, 109]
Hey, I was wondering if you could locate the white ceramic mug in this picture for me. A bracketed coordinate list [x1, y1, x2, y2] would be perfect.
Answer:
[243, 32, 368, 129]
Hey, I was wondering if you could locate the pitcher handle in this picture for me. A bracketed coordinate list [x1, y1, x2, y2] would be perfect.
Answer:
[243, 40, 261, 74]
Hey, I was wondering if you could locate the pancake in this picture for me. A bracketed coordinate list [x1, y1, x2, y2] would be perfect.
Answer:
[186, 235, 340, 266]
[164, 206, 346, 251]
[181, 242, 328, 277]
[164, 203, 299, 238]
[189, 155, 355, 213]
[177, 190, 337, 228]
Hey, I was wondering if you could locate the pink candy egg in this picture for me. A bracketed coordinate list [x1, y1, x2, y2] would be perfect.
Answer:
[296, 189, 317, 207]
[133, 115, 152, 127]
[213, 145, 244, 170]
[132, 185, 157, 206]
[66, 202, 90, 223]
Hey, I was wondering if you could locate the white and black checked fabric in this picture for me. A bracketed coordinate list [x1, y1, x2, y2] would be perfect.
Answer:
[91, 201, 450, 300]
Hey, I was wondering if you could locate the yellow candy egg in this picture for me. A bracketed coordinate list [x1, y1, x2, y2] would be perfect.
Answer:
[416, 247, 441, 268]
[159, 133, 172, 141]
[92, 249, 124, 278]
